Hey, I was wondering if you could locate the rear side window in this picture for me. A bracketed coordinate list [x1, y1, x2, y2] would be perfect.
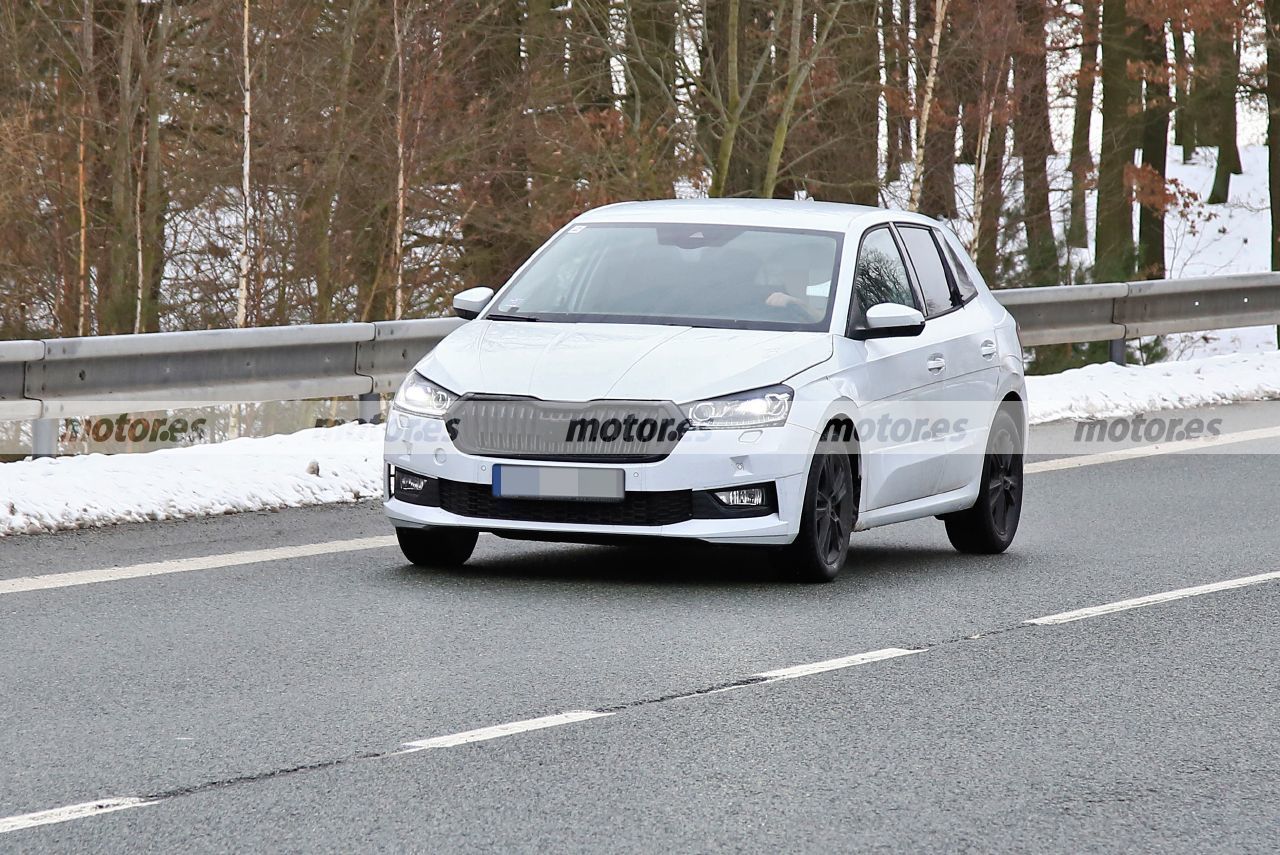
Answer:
[897, 226, 956, 317]
[939, 234, 979, 303]
[852, 227, 918, 323]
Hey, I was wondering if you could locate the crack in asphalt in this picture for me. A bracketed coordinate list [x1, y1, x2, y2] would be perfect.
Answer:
[127, 611, 1055, 811]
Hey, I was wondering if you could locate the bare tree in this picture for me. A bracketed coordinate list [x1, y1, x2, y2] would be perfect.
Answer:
[1014, 0, 1058, 284]
[1068, 0, 1099, 249]
[910, 0, 951, 211]
[235, 0, 251, 328]
[392, 0, 407, 320]
[1096, 0, 1141, 283]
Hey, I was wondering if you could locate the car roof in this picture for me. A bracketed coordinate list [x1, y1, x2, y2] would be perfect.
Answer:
[572, 198, 943, 233]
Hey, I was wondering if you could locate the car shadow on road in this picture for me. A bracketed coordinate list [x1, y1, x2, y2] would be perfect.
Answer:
[391, 536, 969, 589]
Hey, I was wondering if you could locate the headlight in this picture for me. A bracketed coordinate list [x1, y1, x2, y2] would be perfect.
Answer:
[682, 384, 793, 430]
[392, 372, 457, 418]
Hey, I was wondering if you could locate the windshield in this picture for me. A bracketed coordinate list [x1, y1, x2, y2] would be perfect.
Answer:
[486, 222, 843, 331]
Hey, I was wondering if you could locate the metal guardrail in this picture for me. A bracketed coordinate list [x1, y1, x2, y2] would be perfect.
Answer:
[2, 273, 1278, 432]
[0, 318, 465, 423]
[995, 283, 1127, 346]
[1002, 272, 1280, 346]
[0, 340, 44, 422]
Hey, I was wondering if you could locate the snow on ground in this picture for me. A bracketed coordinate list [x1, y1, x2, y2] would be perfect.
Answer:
[1157, 146, 1279, 359]
[3, 351, 1279, 537]
[0, 422, 384, 537]
[1026, 350, 1280, 424]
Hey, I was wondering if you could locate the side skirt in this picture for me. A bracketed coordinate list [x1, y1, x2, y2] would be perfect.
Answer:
[854, 482, 980, 531]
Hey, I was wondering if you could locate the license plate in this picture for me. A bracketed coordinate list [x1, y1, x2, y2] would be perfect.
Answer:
[492, 465, 625, 502]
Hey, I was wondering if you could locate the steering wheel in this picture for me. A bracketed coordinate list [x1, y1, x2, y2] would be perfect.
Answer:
[771, 300, 813, 323]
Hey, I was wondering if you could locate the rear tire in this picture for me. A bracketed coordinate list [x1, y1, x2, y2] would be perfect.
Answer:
[772, 446, 857, 583]
[395, 527, 478, 567]
[944, 406, 1023, 554]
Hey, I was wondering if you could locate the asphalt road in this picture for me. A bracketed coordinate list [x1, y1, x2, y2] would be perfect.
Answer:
[2, 401, 1278, 852]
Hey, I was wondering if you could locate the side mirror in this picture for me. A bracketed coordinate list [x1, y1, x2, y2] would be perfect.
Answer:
[852, 302, 926, 340]
[453, 286, 494, 320]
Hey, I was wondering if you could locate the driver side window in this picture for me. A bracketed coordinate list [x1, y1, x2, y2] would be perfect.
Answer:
[850, 227, 918, 329]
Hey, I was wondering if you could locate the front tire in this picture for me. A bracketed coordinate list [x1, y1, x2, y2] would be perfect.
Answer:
[944, 406, 1023, 554]
[773, 448, 857, 583]
[395, 527, 478, 568]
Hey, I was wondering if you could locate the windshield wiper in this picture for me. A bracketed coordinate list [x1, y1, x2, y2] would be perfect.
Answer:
[488, 312, 540, 322]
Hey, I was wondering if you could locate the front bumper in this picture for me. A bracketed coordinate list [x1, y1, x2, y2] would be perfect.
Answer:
[382, 409, 816, 545]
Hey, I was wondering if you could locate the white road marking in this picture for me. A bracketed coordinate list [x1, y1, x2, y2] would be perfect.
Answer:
[0, 536, 396, 597]
[1026, 424, 1280, 474]
[3, 423, 1276, 598]
[755, 647, 924, 681]
[1026, 570, 1280, 626]
[399, 710, 612, 752]
[0, 798, 155, 835]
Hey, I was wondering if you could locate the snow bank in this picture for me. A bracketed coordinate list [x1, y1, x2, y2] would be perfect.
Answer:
[1026, 351, 1280, 424]
[0, 422, 384, 537]
[2, 351, 1279, 537]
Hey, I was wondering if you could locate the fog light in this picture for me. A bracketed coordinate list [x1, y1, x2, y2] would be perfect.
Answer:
[396, 470, 427, 493]
[714, 487, 765, 507]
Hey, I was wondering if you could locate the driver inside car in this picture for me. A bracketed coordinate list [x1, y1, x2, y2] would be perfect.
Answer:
[765, 269, 823, 322]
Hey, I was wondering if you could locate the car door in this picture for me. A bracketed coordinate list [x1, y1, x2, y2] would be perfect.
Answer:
[895, 224, 1001, 494]
[828, 225, 951, 511]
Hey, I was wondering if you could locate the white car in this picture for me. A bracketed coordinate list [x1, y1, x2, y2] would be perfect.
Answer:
[384, 199, 1026, 582]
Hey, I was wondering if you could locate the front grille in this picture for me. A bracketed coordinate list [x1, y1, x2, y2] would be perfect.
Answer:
[438, 479, 693, 526]
[446, 396, 685, 463]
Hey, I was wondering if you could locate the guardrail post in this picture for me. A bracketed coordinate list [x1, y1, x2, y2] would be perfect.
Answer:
[31, 418, 57, 458]
[1108, 338, 1126, 365]
[357, 391, 382, 425]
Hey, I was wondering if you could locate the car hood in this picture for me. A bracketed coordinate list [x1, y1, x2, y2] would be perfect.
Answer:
[415, 321, 833, 402]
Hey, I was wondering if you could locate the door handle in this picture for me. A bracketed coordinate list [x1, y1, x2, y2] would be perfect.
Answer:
[926, 355, 946, 374]
[980, 339, 998, 359]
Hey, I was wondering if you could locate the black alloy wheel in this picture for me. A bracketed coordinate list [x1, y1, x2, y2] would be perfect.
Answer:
[774, 446, 857, 583]
[944, 406, 1023, 554]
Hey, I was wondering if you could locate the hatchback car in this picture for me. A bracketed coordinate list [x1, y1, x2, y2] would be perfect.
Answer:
[384, 199, 1025, 581]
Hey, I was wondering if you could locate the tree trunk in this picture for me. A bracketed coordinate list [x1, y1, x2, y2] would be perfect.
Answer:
[392, 0, 407, 319]
[1171, 18, 1190, 160]
[708, 0, 742, 197]
[705, 0, 777, 197]
[882, 0, 910, 182]
[975, 57, 1010, 282]
[136, 0, 169, 334]
[910, 0, 953, 215]
[760, 0, 804, 199]
[628, 0, 678, 134]
[570, 0, 614, 113]
[1208, 25, 1241, 204]
[303, 0, 367, 321]
[958, 99, 979, 166]
[1138, 18, 1169, 279]
[99, 0, 141, 334]
[236, 0, 251, 327]
[1269, 0, 1280, 346]
[1014, 0, 1058, 284]
[918, 23, 958, 215]
[1067, 0, 1099, 249]
[460, 1, 530, 286]
[1095, 0, 1140, 283]
[133, 113, 145, 334]
[956, 23, 980, 167]
[76, 0, 95, 336]
[806, 0, 879, 204]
